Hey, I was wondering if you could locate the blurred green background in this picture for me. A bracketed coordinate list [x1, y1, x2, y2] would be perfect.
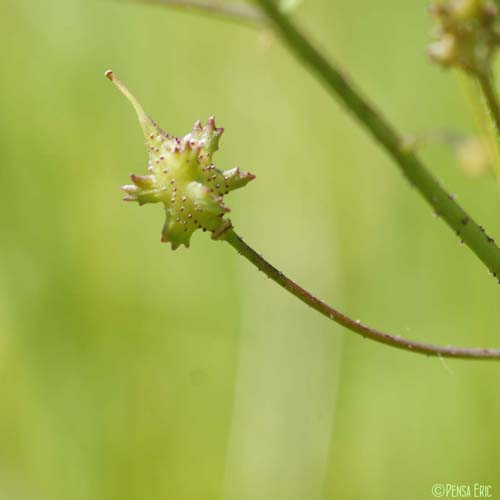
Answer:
[1, 0, 500, 499]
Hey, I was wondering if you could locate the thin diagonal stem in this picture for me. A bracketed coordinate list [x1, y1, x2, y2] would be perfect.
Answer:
[220, 228, 500, 360]
[477, 70, 500, 142]
[253, 0, 500, 280]
[136, 0, 264, 24]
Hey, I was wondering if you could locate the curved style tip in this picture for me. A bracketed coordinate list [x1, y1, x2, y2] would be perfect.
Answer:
[105, 70, 160, 140]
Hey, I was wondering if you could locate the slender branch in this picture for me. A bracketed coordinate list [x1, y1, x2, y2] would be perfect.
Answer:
[477, 70, 500, 143]
[252, 0, 500, 280]
[219, 227, 500, 360]
[135, 0, 264, 24]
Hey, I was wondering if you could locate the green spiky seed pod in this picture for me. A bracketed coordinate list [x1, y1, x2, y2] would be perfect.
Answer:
[106, 71, 255, 249]
[428, 0, 500, 74]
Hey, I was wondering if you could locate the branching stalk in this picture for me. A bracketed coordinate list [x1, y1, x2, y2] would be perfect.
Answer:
[252, 0, 500, 280]
[219, 227, 500, 360]
[107, 52, 500, 361]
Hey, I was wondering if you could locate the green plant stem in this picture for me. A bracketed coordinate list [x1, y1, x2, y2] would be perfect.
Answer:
[221, 228, 500, 360]
[136, 0, 263, 25]
[253, 0, 500, 279]
[477, 70, 500, 143]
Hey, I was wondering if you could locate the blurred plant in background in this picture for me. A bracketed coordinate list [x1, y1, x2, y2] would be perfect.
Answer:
[429, 0, 500, 182]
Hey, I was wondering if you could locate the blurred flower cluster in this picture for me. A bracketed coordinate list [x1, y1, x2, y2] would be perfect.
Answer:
[428, 0, 500, 74]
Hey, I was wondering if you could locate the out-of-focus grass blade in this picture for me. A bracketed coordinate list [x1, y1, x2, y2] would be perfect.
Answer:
[131, 0, 265, 25]
[128, 0, 302, 26]
[458, 72, 500, 190]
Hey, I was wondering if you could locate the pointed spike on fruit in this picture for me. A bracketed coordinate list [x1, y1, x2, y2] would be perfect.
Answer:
[105, 70, 161, 141]
[121, 184, 139, 194]
[131, 174, 155, 188]
[222, 167, 256, 192]
[161, 215, 195, 249]
[193, 119, 202, 130]
[206, 116, 216, 129]
[230, 167, 256, 181]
